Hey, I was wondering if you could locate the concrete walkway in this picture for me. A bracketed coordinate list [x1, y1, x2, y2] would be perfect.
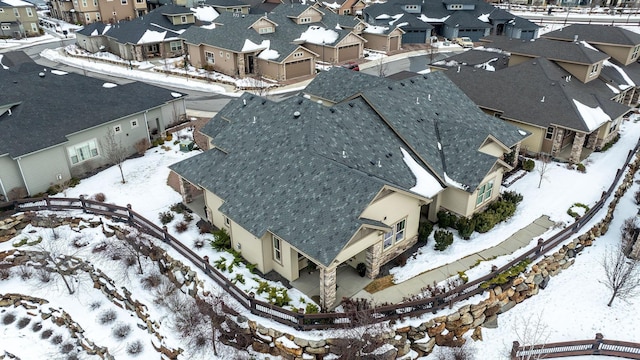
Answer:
[352, 215, 555, 304]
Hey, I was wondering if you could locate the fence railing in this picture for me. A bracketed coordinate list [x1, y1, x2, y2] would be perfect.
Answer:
[3, 138, 639, 330]
[511, 333, 640, 359]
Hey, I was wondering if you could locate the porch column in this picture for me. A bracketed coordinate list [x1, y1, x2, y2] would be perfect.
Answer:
[319, 266, 337, 309]
[551, 127, 564, 156]
[511, 142, 521, 167]
[569, 132, 586, 164]
[586, 131, 598, 150]
[179, 177, 193, 203]
[366, 241, 383, 279]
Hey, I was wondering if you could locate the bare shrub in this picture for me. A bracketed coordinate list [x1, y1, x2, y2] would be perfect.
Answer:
[433, 343, 476, 360]
[134, 138, 151, 155]
[124, 255, 137, 268]
[60, 342, 74, 354]
[17, 265, 33, 280]
[112, 323, 132, 339]
[127, 340, 144, 356]
[72, 235, 90, 248]
[32, 322, 43, 332]
[175, 221, 188, 233]
[92, 242, 108, 253]
[51, 334, 64, 345]
[2, 313, 16, 325]
[141, 273, 162, 290]
[0, 268, 11, 280]
[36, 268, 52, 283]
[67, 354, 79, 360]
[16, 317, 31, 329]
[98, 309, 117, 325]
[7, 186, 27, 201]
[41, 329, 54, 339]
[621, 217, 638, 255]
[193, 238, 205, 249]
[635, 190, 640, 205]
[89, 302, 102, 311]
[93, 193, 106, 202]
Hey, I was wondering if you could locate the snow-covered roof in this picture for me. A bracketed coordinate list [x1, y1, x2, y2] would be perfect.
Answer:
[604, 60, 636, 90]
[573, 99, 610, 132]
[190, 6, 219, 22]
[401, 148, 444, 198]
[0, 0, 33, 6]
[295, 26, 339, 45]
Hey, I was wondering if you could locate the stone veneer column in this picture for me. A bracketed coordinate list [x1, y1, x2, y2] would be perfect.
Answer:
[319, 266, 337, 310]
[586, 132, 598, 150]
[179, 177, 192, 203]
[569, 132, 586, 164]
[366, 241, 384, 279]
[511, 142, 521, 167]
[551, 128, 564, 156]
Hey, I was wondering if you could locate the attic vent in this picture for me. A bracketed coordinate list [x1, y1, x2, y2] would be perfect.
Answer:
[261, 100, 267, 105]
[252, 116, 256, 124]
[428, 94, 432, 101]
[388, 86, 393, 90]
[410, 79, 415, 84]
[293, 111, 301, 118]
[297, 99, 303, 105]
[243, 99, 247, 106]
[342, 150, 347, 158]
[330, 108, 336, 113]
[540, 96, 545, 103]
[422, 75, 428, 79]
[400, 82, 405, 86]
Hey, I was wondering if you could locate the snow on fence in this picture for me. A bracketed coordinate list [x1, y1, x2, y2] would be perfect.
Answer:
[511, 333, 640, 359]
[5, 139, 640, 330]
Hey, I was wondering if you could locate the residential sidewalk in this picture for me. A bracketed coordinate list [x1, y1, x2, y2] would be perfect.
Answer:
[352, 215, 555, 304]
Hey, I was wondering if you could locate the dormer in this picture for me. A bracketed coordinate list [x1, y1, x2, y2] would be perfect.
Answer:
[165, 12, 196, 26]
[250, 16, 278, 34]
[289, 6, 324, 25]
[443, 0, 475, 11]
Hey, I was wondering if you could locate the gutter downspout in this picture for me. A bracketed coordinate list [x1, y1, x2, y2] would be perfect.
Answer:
[0, 177, 7, 201]
[143, 110, 151, 143]
[15, 157, 30, 196]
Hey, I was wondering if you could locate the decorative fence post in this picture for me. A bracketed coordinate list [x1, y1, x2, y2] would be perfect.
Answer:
[511, 341, 520, 360]
[535, 238, 544, 255]
[162, 226, 170, 243]
[126, 204, 134, 225]
[44, 194, 50, 209]
[592, 333, 604, 354]
[79, 195, 87, 213]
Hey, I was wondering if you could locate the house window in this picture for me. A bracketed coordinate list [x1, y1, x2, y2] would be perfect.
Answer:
[272, 235, 282, 264]
[180, 15, 187, 23]
[450, 4, 462, 9]
[96, 12, 100, 20]
[233, 7, 242, 13]
[26, 7, 33, 16]
[68, 139, 99, 164]
[609, 119, 619, 134]
[343, 9, 350, 15]
[130, 119, 138, 128]
[0, 8, 4, 12]
[476, 180, 494, 206]
[1, 25, 9, 31]
[383, 218, 407, 250]
[293, 51, 303, 58]
[300, 17, 311, 23]
[224, 216, 230, 226]
[121, 0, 127, 4]
[633, 45, 640, 60]
[13, 8, 19, 17]
[219, 50, 223, 57]
[205, 51, 215, 64]
[94, 0, 98, 5]
[30, 23, 38, 32]
[85, 13, 91, 21]
[405, 5, 417, 10]
[589, 63, 599, 76]
[545, 126, 554, 140]
[170, 41, 182, 52]
[147, 44, 158, 52]
[136, 0, 143, 3]
[259, 27, 273, 34]
[113, 124, 122, 133]
[226, 53, 230, 59]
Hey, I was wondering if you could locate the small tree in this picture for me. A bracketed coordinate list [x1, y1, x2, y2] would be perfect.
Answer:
[537, 153, 552, 188]
[508, 312, 550, 360]
[377, 56, 388, 78]
[601, 245, 640, 307]
[108, 232, 149, 275]
[100, 128, 128, 184]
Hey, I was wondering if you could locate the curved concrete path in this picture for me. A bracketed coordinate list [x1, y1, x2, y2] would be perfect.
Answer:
[353, 215, 555, 304]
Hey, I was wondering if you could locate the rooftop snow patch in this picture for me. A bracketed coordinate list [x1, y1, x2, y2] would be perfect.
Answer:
[604, 60, 636, 89]
[0, 55, 8, 70]
[606, 83, 621, 94]
[90, 29, 99, 36]
[137, 30, 167, 44]
[241, 39, 270, 52]
[573, 99, 611, 131]
[2, 0, 33, 6]
[171, 92, 183, 98]
[444, 172, 467, 191]
[376, 14, 391, 20]
[296, 26, 339, 45]
[190, 6, 219, 22]
[364, 25, 389, 34]
[323, 1, 340, 9]
[579, 40, 599, 52]
[474, 58, 498, 71]
[102, 82, 118, 88]
[478, 13, 490, 22]
[258, 48, 280, 60]
[400, 148, 444, 198]
[518, 129, 527, 136]
[419, 14, 450, 22]
[51, 70, 68, 75]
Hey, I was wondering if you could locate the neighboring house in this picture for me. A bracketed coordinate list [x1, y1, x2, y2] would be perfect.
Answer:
[363, 0, 539, 44]
[0, 53, 186, 201]
[202, 0, 250, 14]
[75, 5, 195, 61]
[50, 0, 147, 25]
[170, 69, 528, 309]
[443, 53, 630, 163]
[0, 0, 39, 39]
[319, 0, 366, 16]
[180, 3, 367, 81]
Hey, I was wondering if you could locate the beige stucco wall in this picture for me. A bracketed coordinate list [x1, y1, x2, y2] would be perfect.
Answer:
[296, 7, 323, 23]
[99, 0, 136, 23]
[595, 43, 634, 65]
[440, 170, 503, 217]
[0, 155, 23, 200]
[168, 13, 195, 26]
[508, 54, 535, 67]
[478, 139, 508, 158]
[361, 33, 389, 52]
[304, 43, 337, 63]
[257, 59, 282, 80]
[359, 189, 422, 248]
[250, 18, 276, 33]
[504, 119, 545, 154]
[556, 60, 602, 83]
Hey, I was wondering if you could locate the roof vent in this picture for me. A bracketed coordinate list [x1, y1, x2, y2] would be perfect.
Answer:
[428, 94, 432, 101]
[243, 99, 247, 106]
[348, 102, 354, 107]
[416, 97, 419, 105]
[293, 111, 301, 118]
[377, 160, 382, 168]
[342, 150, 347, 158]
[329, 108, 336, 113]
[573, 34, 578, 43]
[252, 116, 256, 124]
[38, 72, 45, 78]
[540, 96, 545, 103]
[388, 86, 393, 90]
[410, 79, 415, 84]
[261, 100, 266, 105]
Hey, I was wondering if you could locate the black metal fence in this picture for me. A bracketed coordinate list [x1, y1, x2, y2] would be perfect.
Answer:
[511, 333, 640, 360]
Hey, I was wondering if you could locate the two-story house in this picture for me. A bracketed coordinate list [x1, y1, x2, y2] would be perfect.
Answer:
[50, 0, 147, 25]
[169, 69, 529, 309]
[0, 0, 39, 39]
[76, 5, 194, 60]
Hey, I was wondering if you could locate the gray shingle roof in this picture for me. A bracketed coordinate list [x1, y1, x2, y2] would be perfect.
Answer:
[433, 48, 510, 71]
[542, 24, 640, 47]
[509, 38, 610, 65]
[77, 5, 194, 44]
[171, 69, 528, 266]
[444, 57, 630, 132]
[303, 66, 392, 103]
[0, 59, 182, 158]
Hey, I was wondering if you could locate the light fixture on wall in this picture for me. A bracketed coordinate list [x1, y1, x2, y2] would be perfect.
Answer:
[236, 243, 241, 250]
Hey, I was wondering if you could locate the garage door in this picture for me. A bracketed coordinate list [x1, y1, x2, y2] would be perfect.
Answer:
[338, 44, 359, 62]
[389, 36, 399, 51]
[285, 59, 312, 79]
[402, 30, 426, 44]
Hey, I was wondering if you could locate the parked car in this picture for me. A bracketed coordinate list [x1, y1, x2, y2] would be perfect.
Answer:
[341, 62, 360, 71]
[454, 37, 474, 48]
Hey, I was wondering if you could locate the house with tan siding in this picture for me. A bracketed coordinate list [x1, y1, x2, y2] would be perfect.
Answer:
[170, 69, 529, 309]
[0, 0, 40, 39]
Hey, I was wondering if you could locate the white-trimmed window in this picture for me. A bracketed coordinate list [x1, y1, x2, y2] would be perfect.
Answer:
[343, 9, 350, 15]
[633, 45, 640, 60]
[545, 126, 554, 140]
[226, 53, 230, 59]
[450, 4, 462, 9]
[299, 17, 311, 23]
[130, 119, 138, 128]
[476, 180, 494, 206]
[405, 5, 417, 10]
[68, 139, 99, 164]
[85, 13, 90, 21]
[0, 8, 4, 13]
[13, 8, 19, 17]
[609, 119, 619, 134]
[259, 26, 273, 34]
[224, 216, 230, 226]
[121, 0, 127, 4]
[272, 235, 282, 263]
[81, 0, 87, 6]
[219, 50, 223, 57]
[113, 124, 122, 133]
[589, 63, 599, 76]
[233, 7, 242, 13]
[30, 23, 38, 32]
[1, 25, 9, 31]
[205, 51, 215, 64]
[96, 12, 100, 20]
[26, 7, 33, 16]
[383, 218, 407, 250]
[180, 15, 187, 23]
[170, 41, 182, 52]
[93, 0, 98, 5]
